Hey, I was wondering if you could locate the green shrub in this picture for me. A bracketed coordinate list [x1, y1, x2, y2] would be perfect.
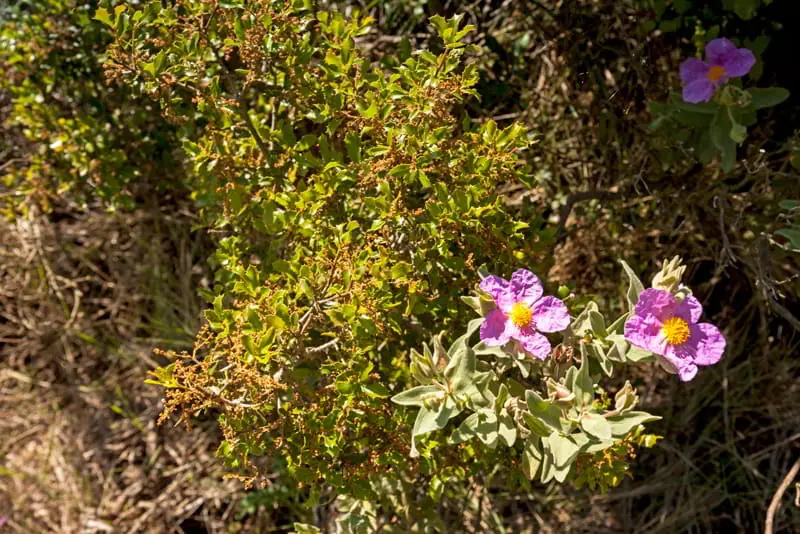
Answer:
[0, 0, 183, 213]
[100, 1, 671, 508]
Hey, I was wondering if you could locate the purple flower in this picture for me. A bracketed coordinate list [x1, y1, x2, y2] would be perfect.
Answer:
[680, 38, 756, 103]
[624, 288, 726, 381]
[479, 269, 570, 360]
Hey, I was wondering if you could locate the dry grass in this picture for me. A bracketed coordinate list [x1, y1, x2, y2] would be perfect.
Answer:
[0, 205, 277, 532]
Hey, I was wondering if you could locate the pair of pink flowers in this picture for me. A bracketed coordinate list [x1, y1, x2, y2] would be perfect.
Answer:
[477, 270, 725, 381]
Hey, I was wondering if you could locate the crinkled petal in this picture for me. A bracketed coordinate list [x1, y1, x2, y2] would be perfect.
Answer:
[624, 313, 668, 355]
[675, 295, 703, 324]
[677, 362, 699, 382]
[691, 322, 726, 365]
[480, 309, 511, 346]
[722, 47, 756, 78]
[517, 329, 552, 360]
[531, 296, 570, 333]
[680, 58, 709, 84]
[683, 78, 715, 103]
[705, 38, 737, 65]
[479, 274, 509, 300]
[634, 288, 676, 321]
[509, 269, 543, 305]
[658, 353, 698, 381]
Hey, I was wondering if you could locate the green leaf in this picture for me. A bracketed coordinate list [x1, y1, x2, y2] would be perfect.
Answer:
[522, 436, 543, 480]
[525, 390, 563, 433]
[293, 522, 322, 534]
[710, 108, 737, 172]
[498, 412, 517, 447]
[748, 87, 790, 109]
[607, 411, 661, 437]
[547, 432, 581, 468]
[361, 383, 391, 398]
[94, 8, 113, 26]
[412, 397, 461, 437]
[581, 413, 612, 440]
[626, 346, 654, 362]
[573, 348, 593, 404]
[730, 121, 747, 144]
[391, 385, 442, 407]
[776, 227, 800, 250]
[450, 412, 480, 444]
[619, 260, 645, 312]
[444, 344, 476, 395]
[264, 315, 286, 331]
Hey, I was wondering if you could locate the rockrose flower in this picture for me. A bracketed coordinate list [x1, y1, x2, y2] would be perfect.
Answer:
[479, 269, 570, 359]
[680, 38, 755, 103]
[624, 288, 726, 381]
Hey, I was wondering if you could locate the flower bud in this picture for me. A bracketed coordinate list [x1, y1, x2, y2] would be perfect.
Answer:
[614, 380, 639, 413]
[546, 378, 575, 405]
[651, 256, 686, 294]
[410, 348, 435, 385]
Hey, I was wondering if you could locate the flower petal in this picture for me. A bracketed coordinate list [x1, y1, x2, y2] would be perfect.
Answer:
[479, 274, 509, 300]
[722, 48, 756, 78]
[705, 38, 737, 65]
[677, 362, 699, 382]
[675, 295, 703, 324]
[691, 322, 726, 366]
[624, 313, 668, 355]
[683, 78, 715, 103]
[509, 269, 544, 305]
[517, 330, 552, 360]
[658, 352, 698, 381]
[532, 296, 570, 333]
[635, 288, 676, 321]
[680, 58, 709, 84]
[480, 309, 511, 346]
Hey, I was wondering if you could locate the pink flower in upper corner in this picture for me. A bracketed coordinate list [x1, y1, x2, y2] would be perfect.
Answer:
[479, 269, 570, 360]
[624, 288, 726, 382]
[680, 38, 756, 103]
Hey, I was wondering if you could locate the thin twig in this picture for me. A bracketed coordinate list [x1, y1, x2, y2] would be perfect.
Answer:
[307, 337, 339, 353]
[765, 457, 800, 534]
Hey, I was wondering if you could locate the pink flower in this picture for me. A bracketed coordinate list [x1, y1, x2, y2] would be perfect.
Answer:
[624, 288, 726, 381]
[479, 269, 570, 360]
[680, 38, 755, 103]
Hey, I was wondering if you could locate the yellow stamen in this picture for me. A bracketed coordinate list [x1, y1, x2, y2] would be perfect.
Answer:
[707, 65, 726, 83]
[509, 302, 533, 328]
[662, 316, 690, 345]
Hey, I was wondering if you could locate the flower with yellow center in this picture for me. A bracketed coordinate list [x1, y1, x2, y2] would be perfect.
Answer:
[661, 316, 690, 345]
[707, 65, 726, 83]
[509, 302, 534, 328]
